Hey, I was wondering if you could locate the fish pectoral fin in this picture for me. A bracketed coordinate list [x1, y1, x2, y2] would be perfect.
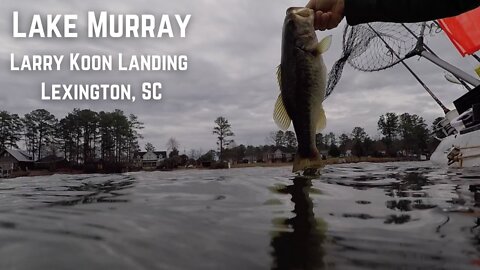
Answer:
[276, 65, 282, 91]
[273, 94, 291, 130]
[316, 35, 332, 55]
[316, 105, 327, 132]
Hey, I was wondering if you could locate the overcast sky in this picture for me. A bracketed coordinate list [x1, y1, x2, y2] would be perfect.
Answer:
[1, 0, 478, 153]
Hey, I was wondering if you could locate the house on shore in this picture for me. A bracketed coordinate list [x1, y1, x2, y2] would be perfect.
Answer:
[319, 150, 329, 159]
[35, 155, 69, 171]
[263, 148, 295, 163]
[243, 155, 258, 164]
[0, 149, 34, 173]
[134, 150, 167, 170]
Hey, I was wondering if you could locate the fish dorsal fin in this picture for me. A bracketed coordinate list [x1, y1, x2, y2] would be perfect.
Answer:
[316, 35, 332, 55]
[276, 65, 282, 91]
[316, 105, 327, 132]
[273, 94, 291, 130]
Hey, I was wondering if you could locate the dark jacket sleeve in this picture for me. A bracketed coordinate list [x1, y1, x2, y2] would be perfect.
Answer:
[345, 0, 480, 25]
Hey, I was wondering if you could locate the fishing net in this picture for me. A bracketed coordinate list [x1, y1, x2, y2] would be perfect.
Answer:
[325, 22, 442, 98]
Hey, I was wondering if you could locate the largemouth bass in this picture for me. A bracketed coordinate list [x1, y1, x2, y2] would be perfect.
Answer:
[274, 7, 331, 172]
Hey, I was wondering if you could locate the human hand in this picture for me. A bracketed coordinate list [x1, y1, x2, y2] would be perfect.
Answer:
[306, 0, 345, 30]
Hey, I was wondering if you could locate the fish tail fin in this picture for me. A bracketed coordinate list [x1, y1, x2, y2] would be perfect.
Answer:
[292, 152, 324, 173]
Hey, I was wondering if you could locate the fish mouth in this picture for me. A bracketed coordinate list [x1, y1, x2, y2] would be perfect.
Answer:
[295, 8, 312, 18]
[287, 7, 313, 18]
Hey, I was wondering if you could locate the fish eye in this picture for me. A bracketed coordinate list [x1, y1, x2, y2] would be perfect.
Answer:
[285, 19, 296, 29]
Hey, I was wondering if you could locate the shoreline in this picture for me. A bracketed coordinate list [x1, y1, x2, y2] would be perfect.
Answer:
[1, 157, 422, 179]
[230, 156, 410, 169]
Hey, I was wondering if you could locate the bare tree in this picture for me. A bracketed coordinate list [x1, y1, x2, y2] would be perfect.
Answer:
[265, 131, 277, 145]
[188, 149, 204, 160]
[166, 137, 180, 152]
[145, 142, 155, 152]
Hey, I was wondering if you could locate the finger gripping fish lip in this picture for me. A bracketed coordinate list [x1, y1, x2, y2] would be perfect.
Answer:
[286, 7, 314, 17]
[294, 8, 312, 18]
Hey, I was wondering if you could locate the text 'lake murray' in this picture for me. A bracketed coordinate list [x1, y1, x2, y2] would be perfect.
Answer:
[12, 12, 191, 38]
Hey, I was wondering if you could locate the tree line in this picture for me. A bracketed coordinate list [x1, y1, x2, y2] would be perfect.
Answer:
[201, 112, 439, 164]
[0, 109, 144, 164]
[0, 110, 439, 170]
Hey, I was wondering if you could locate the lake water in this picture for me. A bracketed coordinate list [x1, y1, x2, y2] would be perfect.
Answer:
[0, 162, 479, 269]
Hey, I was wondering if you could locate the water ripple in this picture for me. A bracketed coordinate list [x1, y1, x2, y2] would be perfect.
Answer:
[0, 163, 478, 269]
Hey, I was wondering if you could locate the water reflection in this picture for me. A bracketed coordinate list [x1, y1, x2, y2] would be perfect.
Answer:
[384, 172, 432, 198]
[48, 178, 135, 207]
[4, 177, 137, 212]
[470, 184, 480, 207]
[384, 214, 411, 224]
[382, 171, 437, 224]
[270, 177, 327, 270]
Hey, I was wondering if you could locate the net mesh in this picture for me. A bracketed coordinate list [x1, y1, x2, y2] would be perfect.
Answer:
[325, 22, 442, 98]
